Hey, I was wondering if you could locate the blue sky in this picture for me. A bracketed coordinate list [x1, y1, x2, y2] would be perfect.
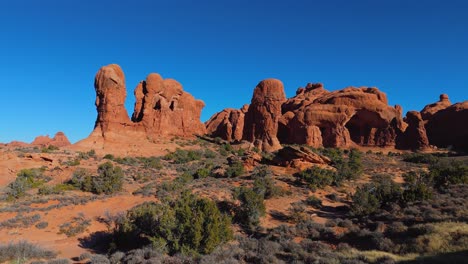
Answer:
[0, 0, 467, 143]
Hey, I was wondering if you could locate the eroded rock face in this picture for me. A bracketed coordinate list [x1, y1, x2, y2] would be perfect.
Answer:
[280, 86, 405, 148]
[31, 132, 71, 147]
[94, 64, 132, 135]
[421, 94, 451, 120]
[205, 105, 248, 142]
[208, 82, 406, 150]
[396, 111, 429, 150]
[131, 74, 206, 138]
[425, 101, 468, 151]
[243, 79, 286, 152]
[85, 64, 206, 145]
[273, 145, 331, 170]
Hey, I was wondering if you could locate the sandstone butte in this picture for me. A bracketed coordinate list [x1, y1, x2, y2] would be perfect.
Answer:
[6, 132, 71, 148]
[16, 63, 463, 154]
[206, 81, 468, 152]
[73, 64, 206, 154]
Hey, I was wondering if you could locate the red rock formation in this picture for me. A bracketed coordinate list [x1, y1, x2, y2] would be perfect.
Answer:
[425, 101, 468, 151]
[94, 64, 132, 136]
[131, 74, 206, 138]
[243, 79, 286, 152]
[421, 94, 451, 120]
[273, 146, 331, 170]
[208, 81, 407, 150]
[396, 111, 429, 150]
[31, 132, 71, 147]
[205, 105, 248, 141]
[280, 86, 405, 148]
[75, 64, 206, 152]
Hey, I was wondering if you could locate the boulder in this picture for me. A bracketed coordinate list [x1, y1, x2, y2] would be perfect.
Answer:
[273, 146, 331, 170]
[243, 79, 286, 152]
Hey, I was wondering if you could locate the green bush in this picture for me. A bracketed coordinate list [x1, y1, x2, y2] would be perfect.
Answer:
[402, 153, 439, 164]
[350, 175, 402, 217]
[163, 149, 203, 164]
[401, 171, 433, 203]
[305, 196, 323, 209]
[71, 163, 124, 195]
[296, 166, 336, 189]
[225, 160, 244, 178]
[7, 168, 49, 199]
[114, 191, 232, 255]
[234, 187, 266, 232]
[429, 160, 468, 189]
[252, 166, 281, 199]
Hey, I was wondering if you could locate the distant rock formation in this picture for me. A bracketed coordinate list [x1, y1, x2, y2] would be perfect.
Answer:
[7, 132, 71, 148]
[243, 79, 286, 152]
[131, 73, 206, 138]
[425, 101, 468, 151]
[75, 64, 206, 152]
[396, 111, 429, 150]
[205, 105, 248, 142]
[421, 94, 451, 120]
[207, 82, 407, 151]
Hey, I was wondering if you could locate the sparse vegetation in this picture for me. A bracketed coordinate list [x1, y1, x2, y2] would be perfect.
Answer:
[0, 241, 56, 263]
[111, 190, 232, 255]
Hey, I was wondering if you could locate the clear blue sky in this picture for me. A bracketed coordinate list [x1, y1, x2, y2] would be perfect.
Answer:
[0, 0, 467, 143]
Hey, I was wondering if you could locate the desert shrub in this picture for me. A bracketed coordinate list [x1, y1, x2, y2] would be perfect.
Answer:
[41, 145, 59, 153]
[35, 221, 49, 229]
[72, 163, 124, 195]
[252, 166, 281, 199]
[7, 167, 49, 199]
[402, 153, 439, 164]
[305, 195, 323, 209]
[0, 241, 56, 263]
[401, 171, 433, 203]
[103, 154, 114, 160]
[58, 213, 91, 237]
[38, 184, 76, 195]
[296, 166, 336, 189]
[342, 148, 363, 180]
[429, 160, 468, 189]
[289, 201, 307, 223]
[203, 149, 217, 159]
[113, 191, 232, 255]
[405, 222, 468, 254]
[224, 160, 244, 178]
[163, 149, 203, 164]
[113, 156, 139, 166]
[138, 156, 163, 169]
[234, 187, 266, 232]
[350, 175, 402, 217]
[92, 162, 124, 195]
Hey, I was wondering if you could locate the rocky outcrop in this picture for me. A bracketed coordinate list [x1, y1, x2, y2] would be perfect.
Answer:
[421, 94, 451, 120]
[79, 64, 206, 149]
[425, 101, 468, 151]
[31, 132, 71, 147]
[243, 79, 286, 152]
[396, 111, 429, 150]
[273, 146, 331, 170]
[93, 64, 132, 136]
[131, 74, 206, 138]
[280, 85, 405, 148]
[205, 105, 248, 141]
[208, 81, 407, 151]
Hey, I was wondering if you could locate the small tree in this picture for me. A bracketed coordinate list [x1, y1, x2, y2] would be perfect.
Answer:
[235, 187, 266, 232]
